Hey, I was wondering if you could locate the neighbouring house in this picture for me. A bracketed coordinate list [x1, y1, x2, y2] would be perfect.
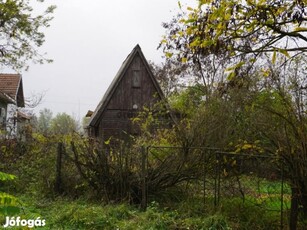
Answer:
[0, 74, 28, 138]
[87, 45, 172, 143]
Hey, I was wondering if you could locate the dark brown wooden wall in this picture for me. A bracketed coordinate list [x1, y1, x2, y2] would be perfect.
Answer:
[97, 53, 162, 141]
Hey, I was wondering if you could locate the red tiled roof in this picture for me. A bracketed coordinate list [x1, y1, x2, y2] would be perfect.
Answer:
[0, 74, 21, 98]
[0, 74, 25, 107]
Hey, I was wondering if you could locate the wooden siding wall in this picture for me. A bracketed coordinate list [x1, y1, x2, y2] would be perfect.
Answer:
[97, 53, 162, 141]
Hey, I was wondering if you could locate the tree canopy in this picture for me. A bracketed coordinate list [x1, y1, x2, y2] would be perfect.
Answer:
[50, 113, 79, 135]
[161, 0, 307, 67]
[0, 0, 56, 70]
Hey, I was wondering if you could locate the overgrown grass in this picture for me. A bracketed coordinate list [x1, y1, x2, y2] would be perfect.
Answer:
[0, 191, 292, 230]
[0, 169, 294, 229]
[0, 140, 296, 229]
[0, 195, 232, 229]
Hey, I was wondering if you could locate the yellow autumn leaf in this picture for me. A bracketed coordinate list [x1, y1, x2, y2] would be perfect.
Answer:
[177, 31, 184, 36]
[278, 48, 290, 58]
[242, 144, 253, 150]
[294, 27, 307, 32]
[178, 1, 182, 9]
[227, 71, 236, 81]
[224, 13, 231, 21]
[261, 68, 271, 77]
[181, 57, 187, 63]
[199, 0, 211, 5]
[272, 50, 276, 64]
[187, 6, 194, 11]
[165, 52, 173, 58]
[104, 137, 112, 145]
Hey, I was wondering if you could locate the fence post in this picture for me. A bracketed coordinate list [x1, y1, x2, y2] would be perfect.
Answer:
[214, 152, 218, 207]
[141, 146, 147, 211]
[55, 142, 63, 194]
[203, 149, 207, 211]
[217, 152, 221, 206]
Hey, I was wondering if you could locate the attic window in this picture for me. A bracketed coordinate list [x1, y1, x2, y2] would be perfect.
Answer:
[132, 70, 141, 88]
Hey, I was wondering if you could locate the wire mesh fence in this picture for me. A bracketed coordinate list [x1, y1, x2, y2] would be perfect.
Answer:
[142, 146, 288, 229]
[54, 142, 290, 229]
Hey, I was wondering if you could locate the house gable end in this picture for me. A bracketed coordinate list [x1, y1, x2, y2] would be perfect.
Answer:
[16, 78, 25, 107]
[88, 45, 168, 140]
[89, 45, 165, 128]
[0, 74, 25, 107]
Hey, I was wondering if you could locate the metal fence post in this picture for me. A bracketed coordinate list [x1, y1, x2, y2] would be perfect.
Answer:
[203, 149, 206, 211]
[214, 151, 218, 207]
[141, 146, 147, 211]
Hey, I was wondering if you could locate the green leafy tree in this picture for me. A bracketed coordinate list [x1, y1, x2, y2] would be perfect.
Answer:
[37, 108, 53, 135]
[0, 0, 56, 70]
[160, 2, 307, 226]
[50, 113, 79, 135]
[161, 0, 307, 69]
[245, 56, 307, 229]
[0, 0, 55, 217]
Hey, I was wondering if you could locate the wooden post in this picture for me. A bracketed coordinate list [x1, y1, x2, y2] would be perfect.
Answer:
[141, 146, 147, 211]
[55, 142, 63, 194]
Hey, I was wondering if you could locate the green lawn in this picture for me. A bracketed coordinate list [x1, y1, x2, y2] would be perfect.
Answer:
[0, 175, 296, 229]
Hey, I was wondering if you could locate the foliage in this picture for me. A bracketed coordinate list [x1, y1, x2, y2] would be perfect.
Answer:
[35, 110, 81, 137]
[6, 192, 296, 229]
[0, 136, 56, 198]
[161, 0, 307, 68]
[67, 137, 142, 203]
[36, 108, 53, 135]
[0, 170, 20, 216]
[0, 0, 56, 70]
[0, 127, 299, 228]
[168, 84, 205, 116]
[149, 60, 183, 96]
[0, 141, 21, 217]
[50, 112, 79, 135]
[11, 196, 231, 230]
[132, 101, 176, 146]
[160, 14, 307, 224]
[245, 58, 307, 228]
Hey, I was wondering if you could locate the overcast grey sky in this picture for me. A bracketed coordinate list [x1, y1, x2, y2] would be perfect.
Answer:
[18, 0, 194, 119]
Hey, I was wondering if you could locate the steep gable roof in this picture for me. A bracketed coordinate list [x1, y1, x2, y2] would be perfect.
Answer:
[89, 44, 165, 127]
[0, 74, 25, 107]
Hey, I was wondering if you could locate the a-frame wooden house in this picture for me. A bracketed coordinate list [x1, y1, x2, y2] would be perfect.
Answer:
[88, 45, 169, 142]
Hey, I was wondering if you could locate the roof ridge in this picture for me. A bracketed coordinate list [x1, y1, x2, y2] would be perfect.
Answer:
[0, 73, 21, 75]
[88, 44, 164, 127]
